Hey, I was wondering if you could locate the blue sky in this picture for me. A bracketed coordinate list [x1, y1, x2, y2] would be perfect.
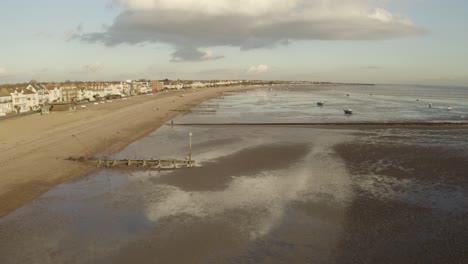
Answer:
[0, 0, 467, 86]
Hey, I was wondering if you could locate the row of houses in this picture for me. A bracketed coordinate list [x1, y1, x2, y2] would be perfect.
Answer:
[0, 79, 290, 116]
[0, 81, 154, 116]
[161, 80, 243, 90]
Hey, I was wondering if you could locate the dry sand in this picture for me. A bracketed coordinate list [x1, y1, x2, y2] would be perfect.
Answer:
[0, 86, 257, 218]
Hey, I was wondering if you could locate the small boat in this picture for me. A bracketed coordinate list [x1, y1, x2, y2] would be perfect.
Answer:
[447, 106, 452, 111]
[317, 101, 324, 106]
[344, 108, 353, 114]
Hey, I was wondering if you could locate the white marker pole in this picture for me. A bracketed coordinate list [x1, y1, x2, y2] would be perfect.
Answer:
[189, 132, 193, 163]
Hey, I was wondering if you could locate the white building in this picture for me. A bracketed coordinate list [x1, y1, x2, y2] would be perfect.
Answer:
[23, 89, 39, 111]
[10, 90, 30, 113]
[105, 84, 123, 96]
[80, 88, 96, 101]
[163, 82, 183, 90]
[60, 85, 80, 102]
[47, 86, 62, 102]
[26, 83, 49, 105]
[0, 88, 13, 116]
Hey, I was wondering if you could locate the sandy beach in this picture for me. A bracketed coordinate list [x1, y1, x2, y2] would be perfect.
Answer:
[0, 85, 257, 218]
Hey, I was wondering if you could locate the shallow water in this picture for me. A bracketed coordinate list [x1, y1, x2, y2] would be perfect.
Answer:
[0, 85, 467, 263]
[176, 84, 468, 124]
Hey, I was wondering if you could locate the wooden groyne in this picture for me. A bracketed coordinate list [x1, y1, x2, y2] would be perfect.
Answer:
[171, 109, 217, 113]
[171, 122, 468, 129]
[66, 157, 195, 169]
[185, 104, 220, 108]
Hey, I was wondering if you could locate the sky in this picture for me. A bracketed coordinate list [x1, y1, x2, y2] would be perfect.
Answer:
[0, 0, 467, 86]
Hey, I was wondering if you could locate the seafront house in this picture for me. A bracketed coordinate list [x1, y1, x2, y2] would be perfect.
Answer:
[0, 88, 13, 116]
[23, 89, 39, 110]
[120, 80, 151, 95]
[150, 81, 164, 92]
[163, 81, 183, 90]
[80, 88, 95, 101]
[46, 84, 62, 102]
[105, 84, 124, 96]
[61, 85, 80, 102]
[10, 89, 30, 113]
[26, 83, 50, 106]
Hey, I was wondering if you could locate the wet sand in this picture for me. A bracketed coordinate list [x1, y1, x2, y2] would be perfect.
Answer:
[0, 127, 353, 264]
[156, 143, 311, 191]
[0, 126, 466, 263]
[0, 85, 258, 218]
[333, 129, 468, 263]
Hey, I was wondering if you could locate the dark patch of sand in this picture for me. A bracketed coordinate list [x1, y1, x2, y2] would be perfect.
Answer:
[191, 137, 241, 149]
[107, 215, 246, 264]
[335, 143, 468, 186]
[333, 137, 468, 263]
[155, 143, 311, 191]
[334, 189, 467, 264]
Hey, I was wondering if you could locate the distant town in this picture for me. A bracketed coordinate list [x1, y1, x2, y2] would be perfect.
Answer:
[0, 79, 347, 117]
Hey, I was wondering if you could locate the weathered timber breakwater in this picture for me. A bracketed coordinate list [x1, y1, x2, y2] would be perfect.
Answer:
[66, 157, 195, 169]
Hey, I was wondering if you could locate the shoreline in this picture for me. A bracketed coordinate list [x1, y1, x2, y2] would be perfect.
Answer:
[0, 85, 261, 218]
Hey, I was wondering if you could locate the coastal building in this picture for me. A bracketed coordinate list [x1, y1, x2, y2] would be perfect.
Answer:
[79, 88, 95, 101]
[10, 89, 29, 113]
[0, 88, 13, 116]
[150, 81, 164, 92]
[61, 85, 80, 102]
[163, 81, 183, 90]
[46, 85, 62, 103]
[134, 80, 151, 94]
[23, 89, 39, 110]
[26, 83, 49, 105]
[121, 80, 151, 95]
[106, 84, 123, 96]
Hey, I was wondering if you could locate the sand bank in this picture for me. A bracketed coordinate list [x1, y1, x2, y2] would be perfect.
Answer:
[0, 86, 258, 218]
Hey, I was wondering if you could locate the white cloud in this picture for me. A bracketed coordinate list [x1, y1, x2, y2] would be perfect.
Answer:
[247, 64, 270, 74]
[70, 62, 104, 74]
[64, 23, 84, 41]
[81, 0, 425, 61]
[83, 62, 104, 73]
[116, 0, 298, 16]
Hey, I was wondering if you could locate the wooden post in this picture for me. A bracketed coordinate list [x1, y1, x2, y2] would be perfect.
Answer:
[189, 132, 192, 164]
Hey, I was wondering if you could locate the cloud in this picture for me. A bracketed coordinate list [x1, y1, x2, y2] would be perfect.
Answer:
[171, 47, 224, 62]
[247, 64, 270, 74]
[83, 62, 104, 73]
[64, 23, 84, 41]
[70, 62, 104, 74]
[80, 0, 425, 61]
